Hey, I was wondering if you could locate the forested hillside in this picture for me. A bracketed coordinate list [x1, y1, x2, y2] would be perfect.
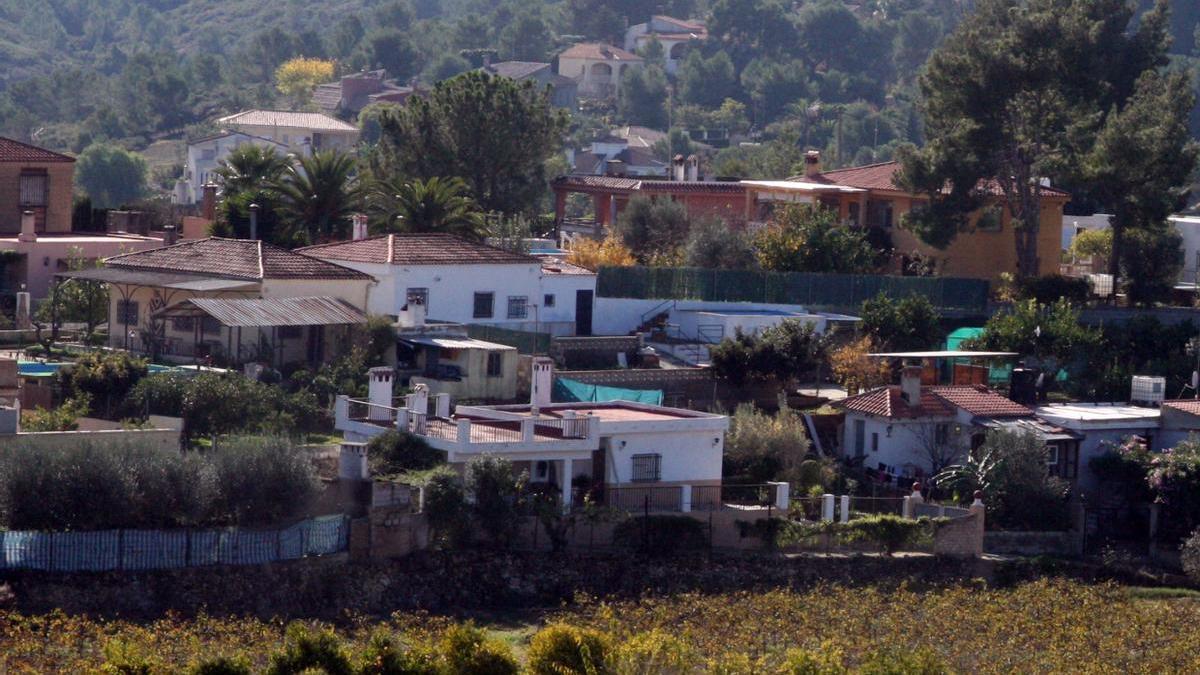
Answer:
[0, 0, 1196, 171]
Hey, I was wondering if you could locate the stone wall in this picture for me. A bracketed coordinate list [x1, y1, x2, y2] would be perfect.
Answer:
[933, 508, 984, 558]
[984, 531, 1078, 557]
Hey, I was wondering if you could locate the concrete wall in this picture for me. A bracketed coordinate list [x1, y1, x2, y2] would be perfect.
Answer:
[602, 427, 724, 485]
[3, 235, 161, 299]
[6, 427, 181, 451]
[933, 509, 984, 558]
[592, 298, 823, 337]
[226, 123, 359, 156]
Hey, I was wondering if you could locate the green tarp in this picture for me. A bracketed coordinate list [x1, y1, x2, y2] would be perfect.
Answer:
[553, 377, 664, 405]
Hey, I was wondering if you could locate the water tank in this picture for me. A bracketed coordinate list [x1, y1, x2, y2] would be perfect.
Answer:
[1010, 367, 1038, 405]
[1130, 375, 1166, 406]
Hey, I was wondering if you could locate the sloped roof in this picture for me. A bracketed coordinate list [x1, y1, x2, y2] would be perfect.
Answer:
[0, 137, 74, 163]
[300, 233, 539, 266]
[553, 175, 745, 193]
[217, 110, 359, 133]
[614, 146, 668, 169]
[560, 43, 642, 62]
[807, 161, 1071, 199]
[538, 256, 595, 276]
[1162, 400, 1200, 417]
[158, 296, 366, 327]
[104, 238, 372, 281]
[486, 61, 551, 79]
[839, 385, 1029, 419]
[652, 15, 706, 32]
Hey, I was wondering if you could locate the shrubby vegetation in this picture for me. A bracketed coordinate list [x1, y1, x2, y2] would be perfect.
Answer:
[709, 319, 826, 388]
[366, 429, 442, 476]
[4, 581, 1200, 672]
[0, 436, 319, 530]
[859, 293, 941, 352]
[1092, 435, 1200, 546]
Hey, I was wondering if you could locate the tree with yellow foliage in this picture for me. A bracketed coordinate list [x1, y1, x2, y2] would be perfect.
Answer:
[830, 335, 891, 396]
[275, 58, 336, 108]
[566, 235, 636, 271]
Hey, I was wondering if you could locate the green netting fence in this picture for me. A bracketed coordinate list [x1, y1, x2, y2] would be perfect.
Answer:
[596, 267, 989, 312]
[467, 324, 552, 354]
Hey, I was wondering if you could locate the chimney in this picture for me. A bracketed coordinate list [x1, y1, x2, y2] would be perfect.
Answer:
[672, 154, 686, 182]
[248, 203, 259, 240]
[201, 183, 217, 221]
[407, 382, 430, 416]
[686, 154, 699, 182]
[900, 366, 922, 407]
[352, 213, 369, 240]
[531, 356, 554, 411]
[367, 366, 395, 421]
[162, 224, 178, 246]
[804, 150, 822, 178]
[17, 210, 36, 242]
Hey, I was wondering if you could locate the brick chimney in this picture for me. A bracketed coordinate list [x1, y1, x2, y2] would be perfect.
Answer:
[804, 150, 822, 179]
[900, 366, 922, 408]
[201, 183, 217, 221]
[16, 210, 36, 242]
[351, 214, 369, 240]
[162, 224, 178, 246]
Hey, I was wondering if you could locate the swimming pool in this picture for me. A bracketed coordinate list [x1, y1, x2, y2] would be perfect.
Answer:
[18, 362, 175, 376]
[692, 309, 801, 316]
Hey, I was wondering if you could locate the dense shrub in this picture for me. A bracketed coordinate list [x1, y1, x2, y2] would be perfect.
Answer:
[1183, 528, 1200, 584]
[723, 404, 815, 484]
[464, 454, 523, 547]
[437, 624, 518, 675]
[421, 468, 470, 548]
[612, 516, 707, 555]
[1016, 274, 1090, 305]
[264, 623, 353, 675]
[842, 515, 931, 555]
[0, 436, 318, 530]
[366, 430, 442, 476]
[60, 350, 149, 418]
[526, 623, 610, 675]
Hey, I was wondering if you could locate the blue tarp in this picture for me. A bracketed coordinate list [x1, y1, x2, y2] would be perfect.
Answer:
[554, 377, 664, 405]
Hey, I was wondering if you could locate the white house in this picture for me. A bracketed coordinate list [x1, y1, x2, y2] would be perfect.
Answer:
[836, 367, 1035, 484]
[216, 110, 360, 157]
[299, 234, 598, 336]
[335, 358, 730, 510]
[568, 129, 668, 177]
[179, 131, 288, 204]
[624, 16, 707, 75]
[556, 43, 643, 99]
[1034, 402, 1162, 494]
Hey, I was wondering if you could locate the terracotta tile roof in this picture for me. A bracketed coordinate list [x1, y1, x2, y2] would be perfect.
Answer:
[839, 385, 1029, 419]
[0, 137, 74, 163]
[217, 110, 359, 133]
[104, 238, 372, 281]
[299, 234, 539, 266]
[560, 43, 643, 62]
[553, 175, 745, 193]
[806, 161, 1070, 198]
[1162, 400, 1200, 416]
[838, 387, 956, 419]
[928, 385, 1031, 418]
[653, 16, 706, 32]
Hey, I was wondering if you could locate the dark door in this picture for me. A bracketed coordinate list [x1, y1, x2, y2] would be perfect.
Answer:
[575, 289, 594, 336]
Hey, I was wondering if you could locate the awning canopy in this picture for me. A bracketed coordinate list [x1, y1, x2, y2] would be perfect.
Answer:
[56, 267, 259, 292]
[402, 336, 515, 351]
[154, 296, 367, 327]
[869, 350, 1019, 359]
[741, 179, 867, 194]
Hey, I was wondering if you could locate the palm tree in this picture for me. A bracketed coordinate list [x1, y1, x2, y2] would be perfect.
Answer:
[212, 144, 290, 195]
[368, 176, 485, 239]
[274, 150, 361, 244]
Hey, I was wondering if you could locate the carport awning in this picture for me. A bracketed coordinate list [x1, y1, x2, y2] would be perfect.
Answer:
[154, 296, 367, 327]
[403, 336, 515, 351]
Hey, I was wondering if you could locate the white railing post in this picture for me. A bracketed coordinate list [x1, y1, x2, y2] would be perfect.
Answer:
[561, 458, 574, 513]
[396, 408, 410, 432]
[334, 395, 349, 427]
[522, 418, 536, 443]
[457, 419, 471, 445]
[767, 481, 789, 511]
[681, 484, 693, 513]
[839, 494, 850, 523]
[821, 493, 835, 522]
[434, 393, 451, 419]
[902, 496, 912, 519]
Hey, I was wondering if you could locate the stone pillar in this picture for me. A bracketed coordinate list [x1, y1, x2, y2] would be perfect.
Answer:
[456, 419, 471, 445]
[839, 494, 850, 523]
[334, 395, 349, 425]
[903, 482, 924, 519]
[561, 457, 573, 513]
[409, 383, 429, 416]
[681, 484, 693, 513]
[338, 442, 369, 480]
[396, 408, 410, 432]
[821, 493, 835, 522]
[521, 418, 536, 443]
[14, 292, 32, 329]
[770, 481, 790, 511]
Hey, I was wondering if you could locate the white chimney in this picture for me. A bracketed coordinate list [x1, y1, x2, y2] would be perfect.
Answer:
[408, 382, 430, 416]
[900, 366, 922, 408]
[17, 210, 36, 242]
[434, 392, 451, 419]
[367, 366, 395, 420]
[686, 155, 699, 182]
[672, 154, 686, 182]
[804, 150, 821, 178]
[338, 442, 369, 480]
[531, 356, 554, 411]
[352, 213, 369, 240]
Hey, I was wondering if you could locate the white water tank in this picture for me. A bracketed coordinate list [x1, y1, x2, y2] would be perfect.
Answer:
[1130, 376, 1165, 406]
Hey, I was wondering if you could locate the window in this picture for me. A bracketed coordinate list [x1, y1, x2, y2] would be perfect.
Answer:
[1046, 445, 1059, 466]
[977, 206, 1004, 232]
[171, 316, 196, 333]
[934, 424, 949, 446]
[866, 199, 894, 228]
[853, 420, 865, 458]
[507, 295, 528, 319]
[200, 148, 216, 160]
[201, 316, 222, 334]
[279, 325, 303, 339]
[473, 292, 494, 319]
[486, 352, 502, 377]
[406, 288, 428, 310]
[543, 293, 556, 308]
[631, 454, 662, 482]
[19, 172, 47, 207]
[117, 300, 138, 325]
[871, 433, 879, 453]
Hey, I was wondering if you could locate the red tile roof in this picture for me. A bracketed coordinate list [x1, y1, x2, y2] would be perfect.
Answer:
[299, 233, 538, 266]
[805, 161, 1071, 199]
[0, 137, 74, 163]
[839, 385, 1029, 419]
[1162, 400, 1200, 416]
[560, 43, 642, 61]
[553, 175, 745, 193]
[105, 238, 371, 281]
[928, 385, 1031, 418]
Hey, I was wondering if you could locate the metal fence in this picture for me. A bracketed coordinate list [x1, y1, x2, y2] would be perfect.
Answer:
[0, 515, 349, 572]
[597, 266, 990, 312]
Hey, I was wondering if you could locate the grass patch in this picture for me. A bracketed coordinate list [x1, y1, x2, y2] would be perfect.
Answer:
[1125, 586, 1200, 600]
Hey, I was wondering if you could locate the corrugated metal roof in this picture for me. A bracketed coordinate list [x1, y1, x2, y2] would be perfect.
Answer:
[404, 336, 515, 351]
[156, 296, 366, 327]
[57, 267, 259, 291]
